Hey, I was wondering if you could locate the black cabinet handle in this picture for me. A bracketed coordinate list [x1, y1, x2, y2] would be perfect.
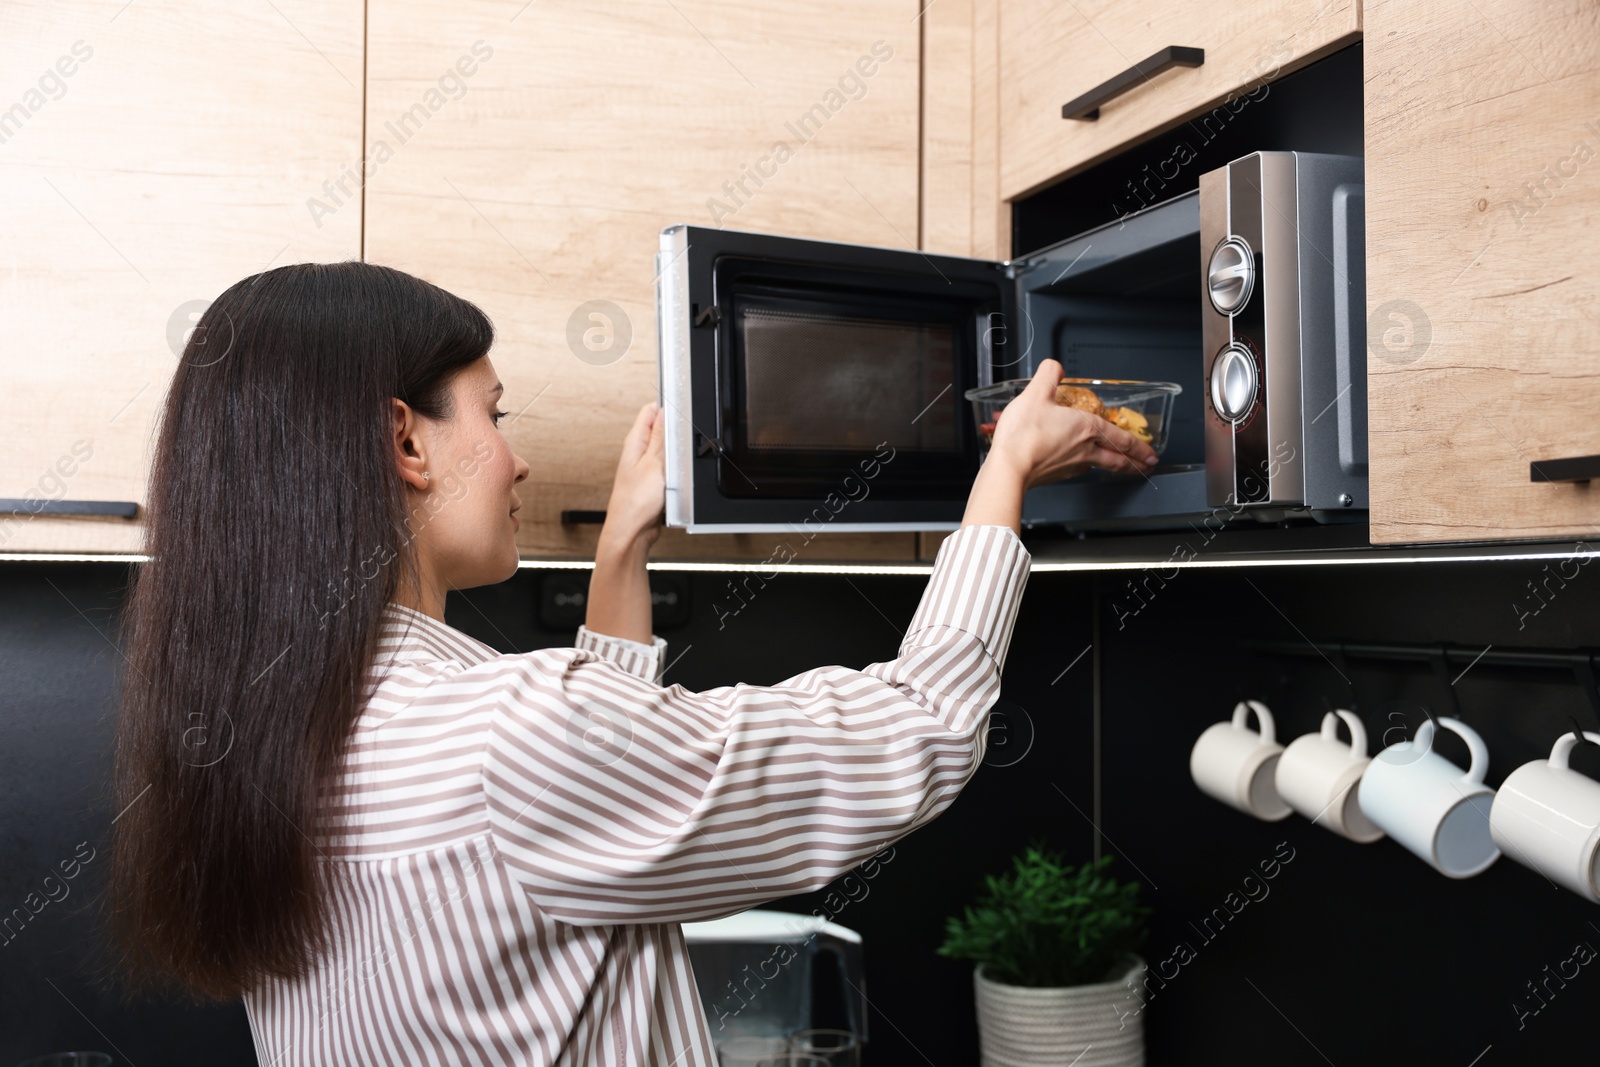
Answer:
[0, 498, 139, 518]
[1531, 455, 1600, 483]
[560, 509, 608, 525]
[1062, 45, 1205, 121]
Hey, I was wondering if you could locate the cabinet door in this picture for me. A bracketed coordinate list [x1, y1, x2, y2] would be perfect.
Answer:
[1365, 0, 1600, 544]
[0, 2, 364, 554]
[364, 1, 923, 562]
[998, 0, 1359, 200]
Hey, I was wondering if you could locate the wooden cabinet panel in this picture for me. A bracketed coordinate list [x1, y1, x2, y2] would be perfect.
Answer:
[921, 0, 1010, 262]
[1365, 0, 1600, 544]
[971, 0, 1010, 260]
[0, 2, 364, 553]
[922, 0, 976, 258]
[997, 0, 1359, 200]
[364, 1, 924, 562]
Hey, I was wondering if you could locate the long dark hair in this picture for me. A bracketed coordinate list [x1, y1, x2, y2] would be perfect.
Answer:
[110, 261, 492, 999]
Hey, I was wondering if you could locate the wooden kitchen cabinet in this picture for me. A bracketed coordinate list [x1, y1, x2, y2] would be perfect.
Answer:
[995, 0, 1360, 200]
[1364, 0, 1600, 544]
[0, 2, 364, 555]
[919, 0, 1363, 248]
[364, 0, 925, 562]
[26, 0, 1586, 563]
[923, 0, 1600, 549]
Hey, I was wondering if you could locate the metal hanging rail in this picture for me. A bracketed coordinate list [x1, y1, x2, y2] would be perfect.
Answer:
[1244, 640, 1597, 672]
[1244, 640, 1600, 727]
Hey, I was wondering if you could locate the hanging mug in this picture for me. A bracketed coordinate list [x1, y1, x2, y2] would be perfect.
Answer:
[1359, 716, 1499, 878]
[1491, 731, 1600, 902]
[1275, 709, 1384, 843]
[1190, 700, 1291, 821]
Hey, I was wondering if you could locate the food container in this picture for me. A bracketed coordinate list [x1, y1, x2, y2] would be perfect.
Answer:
[964, 377, 1183, 456]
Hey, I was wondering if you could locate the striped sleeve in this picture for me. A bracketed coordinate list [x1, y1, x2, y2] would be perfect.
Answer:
[480, 523, 1031, 925]
[574, 625, 668, 684]
[906, 524, 1030, 671]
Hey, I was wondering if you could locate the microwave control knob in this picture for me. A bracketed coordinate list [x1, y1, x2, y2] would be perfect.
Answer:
[1207, 237, 1255, 315]
[1210, 344, 1257, 423]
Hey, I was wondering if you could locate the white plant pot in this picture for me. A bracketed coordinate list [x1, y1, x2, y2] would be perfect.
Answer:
[973, 957, 1146, 1067]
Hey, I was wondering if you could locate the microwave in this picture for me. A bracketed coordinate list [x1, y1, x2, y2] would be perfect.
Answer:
[655, 151, 1367, 534]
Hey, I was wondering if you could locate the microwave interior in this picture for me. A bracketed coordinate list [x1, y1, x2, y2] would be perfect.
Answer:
[660, 191, 1211, 532]
[1010, 190, 1212, 531]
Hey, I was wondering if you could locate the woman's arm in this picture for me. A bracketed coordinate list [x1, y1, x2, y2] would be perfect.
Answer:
[585, 361, 1154, 634]
[584, 402, 665, 646]
[480, 361, 1157, 924]
[586, 532, 654, 645]
[482, 521, 1030, 926]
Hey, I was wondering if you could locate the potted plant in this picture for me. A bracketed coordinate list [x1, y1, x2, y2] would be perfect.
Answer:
[939, 845, 1151, 1067]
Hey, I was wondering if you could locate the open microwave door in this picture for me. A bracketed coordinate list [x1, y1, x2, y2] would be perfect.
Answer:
[656, 225, 1015, 533]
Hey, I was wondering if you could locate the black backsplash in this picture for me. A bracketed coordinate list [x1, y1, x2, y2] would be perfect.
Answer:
[3, 549, 1597, 1064]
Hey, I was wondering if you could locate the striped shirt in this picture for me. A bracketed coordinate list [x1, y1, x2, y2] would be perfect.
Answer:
[242, 524, 1031, 1065]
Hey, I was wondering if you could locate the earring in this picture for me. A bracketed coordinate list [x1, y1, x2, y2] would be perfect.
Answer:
[423, 471, 430, 482]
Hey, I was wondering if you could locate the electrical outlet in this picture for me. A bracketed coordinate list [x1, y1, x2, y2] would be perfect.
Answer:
[538, 574, 589, 630]
[537, 572, 691, 631]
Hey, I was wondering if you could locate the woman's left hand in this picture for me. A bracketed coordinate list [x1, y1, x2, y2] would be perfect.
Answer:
[600, 401, 666, 551]
[588, 403, 665, 644]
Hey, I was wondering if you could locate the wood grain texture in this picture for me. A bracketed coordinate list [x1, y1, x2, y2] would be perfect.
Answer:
[1365, 0, 1600, 544]
[916, 529, 955, 561]
[971, 0, 1009, 259]
[920, 0, 975, 257]
[364, 1, 924, 561]
[0, 1, 364, 553]
[997, 0, 1360, 200]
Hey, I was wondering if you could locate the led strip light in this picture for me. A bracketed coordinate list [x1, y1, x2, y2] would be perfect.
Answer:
[4, 545, 1598, 575]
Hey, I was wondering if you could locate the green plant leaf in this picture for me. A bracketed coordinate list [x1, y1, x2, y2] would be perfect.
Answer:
[936, 843, 1150, 987]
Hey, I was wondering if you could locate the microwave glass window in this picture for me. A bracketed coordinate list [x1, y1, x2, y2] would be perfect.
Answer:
[739, 308, 956, 453]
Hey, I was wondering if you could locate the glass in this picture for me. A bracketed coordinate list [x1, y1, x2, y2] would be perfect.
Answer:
[965, 377, 1183, 457]
[684, 911, 868, 1054]
[755, 1057, 831, 1067]
[788, 1029, 860, 1067]
[740, 307, 957, 453]
[15, 1055, 114, 1067]
[717, 1036, 790, 1067]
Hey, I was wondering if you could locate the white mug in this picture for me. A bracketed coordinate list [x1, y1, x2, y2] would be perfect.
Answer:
[1275, 709, 1384, 843]
[1190, 700, 1291, 821]
[1491, 731, 1600, 902]
[1359, 716, 1500, 878]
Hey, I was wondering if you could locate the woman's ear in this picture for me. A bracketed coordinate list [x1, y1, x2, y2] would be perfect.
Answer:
[391, 398, 430, 491]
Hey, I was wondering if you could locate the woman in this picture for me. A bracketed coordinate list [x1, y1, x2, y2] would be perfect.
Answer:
[109, 261, 1156, 1064]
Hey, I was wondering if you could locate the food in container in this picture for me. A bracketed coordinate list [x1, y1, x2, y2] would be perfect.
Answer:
[964, 377, 1182, 455]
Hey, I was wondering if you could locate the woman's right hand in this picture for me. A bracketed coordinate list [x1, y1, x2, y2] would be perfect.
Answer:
[960, 359, 1158, 532]
[987, 358, 1159, 490]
